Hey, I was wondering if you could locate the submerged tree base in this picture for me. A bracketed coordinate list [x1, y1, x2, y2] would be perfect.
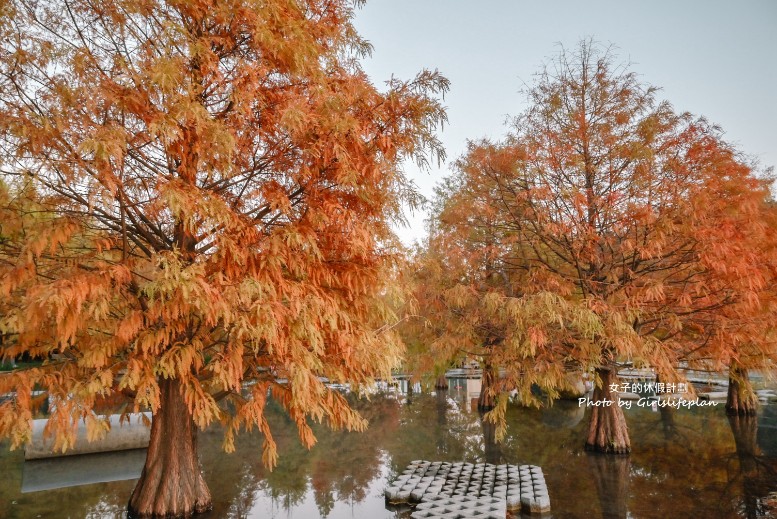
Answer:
[726, 367, 759, 416]
[584, 441, 631, 455]
[128, 378, 212, 518]
[435, 375, 449, 390]
[585, 366, 631, 455]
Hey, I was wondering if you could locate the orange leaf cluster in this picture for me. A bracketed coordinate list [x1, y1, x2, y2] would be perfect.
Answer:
[408, 43, 777, 417]
[0, 0, 447, 464]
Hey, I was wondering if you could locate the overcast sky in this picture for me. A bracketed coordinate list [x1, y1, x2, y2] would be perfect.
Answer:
[353, 0, 777, 246]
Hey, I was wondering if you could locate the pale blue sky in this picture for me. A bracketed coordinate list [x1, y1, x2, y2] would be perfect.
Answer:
[353, 1, 777, 245]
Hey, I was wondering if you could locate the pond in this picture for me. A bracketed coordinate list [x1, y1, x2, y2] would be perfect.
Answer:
[1, 379, 776, 518]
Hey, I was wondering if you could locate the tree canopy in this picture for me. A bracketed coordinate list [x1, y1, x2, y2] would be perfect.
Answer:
[0, 0, 447, 516]
[411, 42, 777, 452]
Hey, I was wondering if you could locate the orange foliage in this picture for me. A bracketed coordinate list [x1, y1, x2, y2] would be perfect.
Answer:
[0, 0, 447, 472]
[412, 42, 777, 441]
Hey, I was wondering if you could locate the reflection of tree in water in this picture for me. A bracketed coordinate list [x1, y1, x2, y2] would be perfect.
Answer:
[540, 400, 585, 429]
[726, 414, 777, 519]
[659, 404, 676, 441]
[262, 429, 311, 511]
[8, 388, 777, 518]
[587, 453, 630, 519]
[436, 389, 449, 455]
[436, 388, 448, 426]
[385, 391, 483, 474]
[627, 407, 734, 517]
[481, 413, 503, 465]
[392, 391, 584, 469]
[0, 445, 135, 518]
[183, 398, 777, 518]
[308, 396, 400, 516]
[194, 393, 399, 518]
[625, 405, 777, 518]
[195, 406, 307, 518]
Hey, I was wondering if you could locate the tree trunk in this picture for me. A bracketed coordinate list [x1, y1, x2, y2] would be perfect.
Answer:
[726, 365, 758, 416]
[585, 366, 630, 454]
[477, 362, 497, 411]
[128, 378, 212, 518]
[434, 374, 449, 390]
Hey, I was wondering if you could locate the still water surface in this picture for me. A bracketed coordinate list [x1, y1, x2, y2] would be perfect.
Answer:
[1, 380, 776, 518]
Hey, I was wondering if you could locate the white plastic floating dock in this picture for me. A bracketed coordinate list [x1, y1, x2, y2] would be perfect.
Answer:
[412, 495, 505, 519]
[385, 460, 551, 517]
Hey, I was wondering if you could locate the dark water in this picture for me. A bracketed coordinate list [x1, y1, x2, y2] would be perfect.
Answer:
[1, 381, 776, 518]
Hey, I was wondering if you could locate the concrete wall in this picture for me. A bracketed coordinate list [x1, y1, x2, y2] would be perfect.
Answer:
[24, 413, 151, 460]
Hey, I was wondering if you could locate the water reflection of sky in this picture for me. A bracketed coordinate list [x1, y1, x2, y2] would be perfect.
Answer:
[1, 381, 776, 518]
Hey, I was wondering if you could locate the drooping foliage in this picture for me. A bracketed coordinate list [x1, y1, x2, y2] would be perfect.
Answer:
[0, 0, 447, 515]
[413, 41, 777, 451]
